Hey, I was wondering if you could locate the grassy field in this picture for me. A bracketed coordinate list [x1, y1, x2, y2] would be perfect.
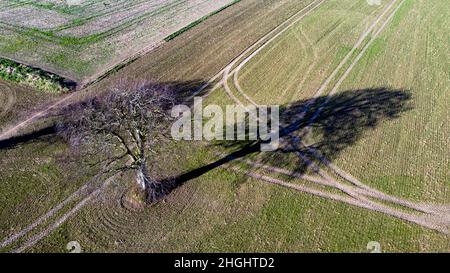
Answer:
[0, 78, 61, 127]
[229, 0, 449, 202]
[0, 0, 237, 84]
[333, 0, 449, 203]
[0, 0, 449, 253]
[237, 0, 382, 105]
[29, 142, 449, 253]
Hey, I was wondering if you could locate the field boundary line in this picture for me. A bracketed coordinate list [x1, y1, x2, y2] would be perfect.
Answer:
[0, 1, 323, 141]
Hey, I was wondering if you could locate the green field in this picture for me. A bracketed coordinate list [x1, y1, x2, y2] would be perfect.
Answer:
[0, 0, 237, 84]
[0, 0, 448, 253]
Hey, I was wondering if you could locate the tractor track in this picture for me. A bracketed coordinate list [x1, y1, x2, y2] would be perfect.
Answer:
[227, 166, 450, 235]
[214, 0, 450, 235]
[0, 0, 329, 252]
[0, 172, 118, 252]
[0, 81, 16, 118]
[2, 0, 448, 253]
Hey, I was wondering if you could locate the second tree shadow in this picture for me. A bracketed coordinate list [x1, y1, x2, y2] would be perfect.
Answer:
[170, 87, 413, 187]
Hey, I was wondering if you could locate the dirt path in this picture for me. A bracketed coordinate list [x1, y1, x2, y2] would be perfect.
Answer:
[293, 140, 449, 217]
[299, 142, 446, 215]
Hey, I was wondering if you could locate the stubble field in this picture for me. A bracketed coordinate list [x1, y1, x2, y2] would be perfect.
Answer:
[0, 0, 238, 84]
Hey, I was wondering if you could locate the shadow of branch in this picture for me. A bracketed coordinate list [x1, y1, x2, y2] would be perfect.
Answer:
[165, 87, 413, 191]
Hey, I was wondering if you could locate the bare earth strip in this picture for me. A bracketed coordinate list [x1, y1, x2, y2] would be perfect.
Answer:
[0, 92, 77, 141]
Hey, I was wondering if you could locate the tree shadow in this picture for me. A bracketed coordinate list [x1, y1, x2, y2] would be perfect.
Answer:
[0, 79, 210, 150]
[0, 126, 56, 150]
[272, 87, 413, 174]
[0, 83, 413, 203]
[166, 87, 412, 190]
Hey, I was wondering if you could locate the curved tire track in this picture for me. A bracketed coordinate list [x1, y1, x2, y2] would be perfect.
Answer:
[0, 82, 16, 118]
[1, 0, 328, 252]
[217, 0, 449, 235]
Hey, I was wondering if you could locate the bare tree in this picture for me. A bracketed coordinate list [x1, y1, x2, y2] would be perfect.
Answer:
[58, 83, 175, 203]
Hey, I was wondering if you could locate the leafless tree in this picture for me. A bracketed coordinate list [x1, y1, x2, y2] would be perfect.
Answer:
[58, 83, 175, 203]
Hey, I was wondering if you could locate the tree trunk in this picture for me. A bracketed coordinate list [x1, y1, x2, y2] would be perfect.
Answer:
[135, 165, 167, 203]
[135, 166, 147, 190]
